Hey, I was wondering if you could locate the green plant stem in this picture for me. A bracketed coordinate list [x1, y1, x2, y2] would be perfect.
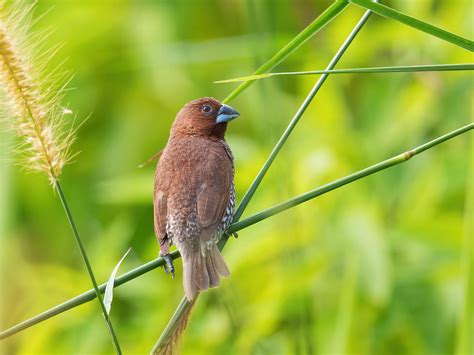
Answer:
[216, 63, 474, 83]
[349, 0, 473, 51]
[55, 182, 122, 355]
[230, 123, 473, 233]
[222, 0, 348, 103]
[3, 101, 471, 346]
[150, 5, 379, 352]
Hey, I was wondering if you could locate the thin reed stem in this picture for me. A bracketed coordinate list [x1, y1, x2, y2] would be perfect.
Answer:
[229, 123, 474, 233]
[215, 63, 474, 83]
[55, 181, 122, 355]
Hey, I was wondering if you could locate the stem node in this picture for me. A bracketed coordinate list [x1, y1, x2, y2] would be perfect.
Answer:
[403, 149, 416, 160]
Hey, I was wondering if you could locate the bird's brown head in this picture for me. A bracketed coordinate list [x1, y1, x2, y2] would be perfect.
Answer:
[170, 97, 239, 139]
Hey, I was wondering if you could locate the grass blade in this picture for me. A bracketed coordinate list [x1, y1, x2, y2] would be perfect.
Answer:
[349, 0, 473, 51]
[222, 0, 348, 103]
[104, 248, 131, 315]
[215, 63, 474, 83]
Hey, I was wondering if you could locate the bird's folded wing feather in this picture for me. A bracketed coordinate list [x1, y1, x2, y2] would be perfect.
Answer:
[154, 189, 168, 241]
[196, 144, 232, 235]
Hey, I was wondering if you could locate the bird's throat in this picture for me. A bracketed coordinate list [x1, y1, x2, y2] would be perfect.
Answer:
[210, 122, 227, 138]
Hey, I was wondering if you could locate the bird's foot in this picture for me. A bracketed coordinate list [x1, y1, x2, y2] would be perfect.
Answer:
[159, 252, 175, 279]
[225, 231, 238, 239]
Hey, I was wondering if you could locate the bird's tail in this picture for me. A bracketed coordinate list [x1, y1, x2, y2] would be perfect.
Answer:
[183, 244, 230, 301]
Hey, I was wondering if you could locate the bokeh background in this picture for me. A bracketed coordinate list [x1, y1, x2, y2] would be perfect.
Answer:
[1, 0, 473, 354]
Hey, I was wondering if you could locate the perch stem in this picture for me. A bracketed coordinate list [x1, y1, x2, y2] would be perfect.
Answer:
[229, 123, 474, 233]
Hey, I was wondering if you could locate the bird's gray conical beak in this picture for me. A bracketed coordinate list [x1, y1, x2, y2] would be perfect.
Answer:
[216, 104, 240, 124]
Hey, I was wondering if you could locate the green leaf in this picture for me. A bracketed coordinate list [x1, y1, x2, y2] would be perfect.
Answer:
[215, 64, 474, 83]
[104, 248, 131, 315]
[349, 0, 474, 51]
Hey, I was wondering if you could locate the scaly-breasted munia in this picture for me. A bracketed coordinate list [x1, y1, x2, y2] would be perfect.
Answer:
[154, 97, 239, 301]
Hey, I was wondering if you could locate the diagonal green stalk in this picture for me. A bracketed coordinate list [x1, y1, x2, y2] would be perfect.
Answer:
[55, 182, 122, 355]
[216, 63, 474, 83]
[222, 0, 348, 103]
[1, 123, 471, 341]
[229, 123, 474, 233]
[349, 0, 473, 51]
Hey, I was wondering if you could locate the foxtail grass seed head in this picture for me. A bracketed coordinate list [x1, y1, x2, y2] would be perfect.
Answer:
[0, 2, 75, 186]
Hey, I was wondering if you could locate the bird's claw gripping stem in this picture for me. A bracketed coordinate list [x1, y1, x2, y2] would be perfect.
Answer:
[160, 253, 175, 279]
[225, 231, 238, 239]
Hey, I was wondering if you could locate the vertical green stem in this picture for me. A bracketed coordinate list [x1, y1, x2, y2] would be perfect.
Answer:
[55, 181, 122, 355]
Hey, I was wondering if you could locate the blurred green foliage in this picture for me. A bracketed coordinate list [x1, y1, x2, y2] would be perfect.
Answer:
[0, 0, 472, 354]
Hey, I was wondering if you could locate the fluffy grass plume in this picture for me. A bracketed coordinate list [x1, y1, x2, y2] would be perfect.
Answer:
[0, 1, 75, 186]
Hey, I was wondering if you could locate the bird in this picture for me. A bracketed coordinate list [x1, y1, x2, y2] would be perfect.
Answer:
[153, 97, 239, 301]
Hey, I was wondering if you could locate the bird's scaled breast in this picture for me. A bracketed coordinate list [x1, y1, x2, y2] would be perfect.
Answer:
[156, 136, 234, 248]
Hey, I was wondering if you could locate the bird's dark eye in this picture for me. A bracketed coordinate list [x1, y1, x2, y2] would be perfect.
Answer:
[201, 105, 213, 115]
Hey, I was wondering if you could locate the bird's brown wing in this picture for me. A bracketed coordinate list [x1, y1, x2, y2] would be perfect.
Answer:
[154, 190, 168, 239]
[196, 143, 232, 240]
[154, 149, 170, 252]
